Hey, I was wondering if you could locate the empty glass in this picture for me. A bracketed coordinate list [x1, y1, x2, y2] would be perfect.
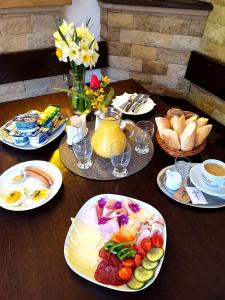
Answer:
[72, 135, 93, 169]
[174, 156, 191, 185]
[110, 141, 131, 177]
[134, 121, 154, 154]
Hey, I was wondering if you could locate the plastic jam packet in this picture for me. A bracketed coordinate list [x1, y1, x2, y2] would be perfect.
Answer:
[185, 187, 208, 205]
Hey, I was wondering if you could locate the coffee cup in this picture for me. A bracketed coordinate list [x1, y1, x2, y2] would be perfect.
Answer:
[201, 159, 225, 187]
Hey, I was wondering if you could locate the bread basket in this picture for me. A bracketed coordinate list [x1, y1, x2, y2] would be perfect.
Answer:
[156, 111, 206, 157]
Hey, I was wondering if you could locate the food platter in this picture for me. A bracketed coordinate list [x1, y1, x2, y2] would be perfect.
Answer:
[64, 194, 167, 292]
[0, 105, 67, 150]
[112, 93, 156, 116]
[0, 160, 62, 211]
[0, 122, 66, 150]
[157, 164, 225, 209]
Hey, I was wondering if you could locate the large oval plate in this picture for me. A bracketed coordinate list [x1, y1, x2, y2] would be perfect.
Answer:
[0, 160, 62, 211]
[157, 164, 225, 209]
[0, 121, 66, 150]
[64, 194, 167, 292]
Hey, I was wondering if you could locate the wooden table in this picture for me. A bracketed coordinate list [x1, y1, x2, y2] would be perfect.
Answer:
[0, 80, 225, 300]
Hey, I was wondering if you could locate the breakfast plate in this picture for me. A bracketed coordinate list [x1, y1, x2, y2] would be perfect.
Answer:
[189, 164, 225, 198]
[157, 164, 225, 209]
[0, 121, 66, 150]
[112, 93, 156, 116]
[0, 105, 67, 150]
[0, 160, 62, 211]
[64, 194, 166, 292]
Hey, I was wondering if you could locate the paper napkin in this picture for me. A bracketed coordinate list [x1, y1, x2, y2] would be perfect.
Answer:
[185, 187, 208, 205]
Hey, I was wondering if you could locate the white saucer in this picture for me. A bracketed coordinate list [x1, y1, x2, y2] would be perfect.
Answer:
[112, 93, 156, 115]
[189, 164, 225, 198]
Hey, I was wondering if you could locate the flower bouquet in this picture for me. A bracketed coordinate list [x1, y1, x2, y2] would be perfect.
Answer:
[53, 19, 114, 114]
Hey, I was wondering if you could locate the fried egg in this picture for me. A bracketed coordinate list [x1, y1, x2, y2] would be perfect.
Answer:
[30, 188, 50, 203]
[1, 189, 25, 207]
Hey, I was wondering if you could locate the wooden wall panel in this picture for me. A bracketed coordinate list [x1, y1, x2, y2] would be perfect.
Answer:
[0, 0, 71, 9]
[0, 41, 108, 84]
[185, 51, 225, 101]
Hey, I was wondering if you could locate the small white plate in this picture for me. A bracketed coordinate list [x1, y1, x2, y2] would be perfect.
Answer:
[0, 160, 62, 211]
[0, 121, 66, 150]
[112, 93, 156, 115]
[189, 164, 225, 198]
[64, 194, 166, 292]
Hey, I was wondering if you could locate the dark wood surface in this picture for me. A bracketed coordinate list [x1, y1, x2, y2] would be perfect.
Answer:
[99, 0, 213, 11]
[0, 79, 224, 300]
[185, 51, 225, 101]
[0, 41, 107, 84]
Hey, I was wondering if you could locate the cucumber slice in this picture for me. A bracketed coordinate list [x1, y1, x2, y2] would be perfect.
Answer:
[146, 247, 164, 262]
[134, 266, 154, 283]
[142, 257, 159, 270]
[127, 276, 145, 290]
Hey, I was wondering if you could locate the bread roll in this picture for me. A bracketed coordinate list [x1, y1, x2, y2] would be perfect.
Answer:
[173, 114, 186, 136]
[161, 129, 180, 150]
[196, 117, 208, 128]
[195, 124, 212, 147]
[155, 117, 170, 138]
[180, 122, 197, 151]
[167, 108, 184, 119]
[170, 115, 178, 130]
[185, 115, 198, 125]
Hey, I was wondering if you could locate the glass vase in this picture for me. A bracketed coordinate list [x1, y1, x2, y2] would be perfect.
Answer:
[69, 68, 87, 114]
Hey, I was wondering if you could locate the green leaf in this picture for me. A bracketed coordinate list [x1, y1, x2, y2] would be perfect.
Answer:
[89, 39, 95, 49]
[86, 17, 91, 28]
[103, 88, 114, 106]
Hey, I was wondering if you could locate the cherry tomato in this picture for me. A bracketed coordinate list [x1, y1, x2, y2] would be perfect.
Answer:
[134, 254, 142, 267]
[118, 267, 133, 281]
[135, 245, 145, 259]
[151, 234, 164, 248]
[141, 237, 152, 251]
[122, 258, 135, 267]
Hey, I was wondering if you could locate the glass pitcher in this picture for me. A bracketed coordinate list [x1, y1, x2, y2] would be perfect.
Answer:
[91, 107, 134, 159]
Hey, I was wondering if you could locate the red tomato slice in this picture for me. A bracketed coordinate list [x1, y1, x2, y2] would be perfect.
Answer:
[140, 237, 152, 251]
[118, 267, 133, 281]
[151, 234, 164, 248]
[134, 254, 142, 267]
[135, 245, 145, 259]
[122, 258, 134, 267]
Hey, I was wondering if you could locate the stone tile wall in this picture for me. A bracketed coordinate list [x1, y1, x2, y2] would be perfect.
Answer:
[100, 3, 208, 98]
[101, 2, 225, 126]
[0, 7, 67, 102]
[186, 0, 225, 125]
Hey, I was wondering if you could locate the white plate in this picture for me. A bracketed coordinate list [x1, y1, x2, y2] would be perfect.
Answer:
[64, 194, 167, 292]
[112, 93, 156, 116]
[0, 121, 66, 150]
[190, 164, 225, 198]
[0, 160, 62, 211]
[157, 164, 225, 209]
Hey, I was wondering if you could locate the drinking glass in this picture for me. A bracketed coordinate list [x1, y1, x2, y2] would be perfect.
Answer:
[110, 141, 131, 177]
[72, 135, 93, 169]
[174, 156, 191, 185]
[134, 121, 154, 154]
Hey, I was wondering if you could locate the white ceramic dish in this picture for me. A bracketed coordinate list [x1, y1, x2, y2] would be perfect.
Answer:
[112, 93, 156, 116]
[157, 164, 225, 209]
[64, 194, 167, 292]
[189, 164, 225, 198]
[0, 121, 66, 150]
[0, 160, 62, 211]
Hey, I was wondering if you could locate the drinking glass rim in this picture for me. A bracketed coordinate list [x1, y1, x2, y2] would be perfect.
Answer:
[72, 136, 91, 147]
[136, 121, 154, 131]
